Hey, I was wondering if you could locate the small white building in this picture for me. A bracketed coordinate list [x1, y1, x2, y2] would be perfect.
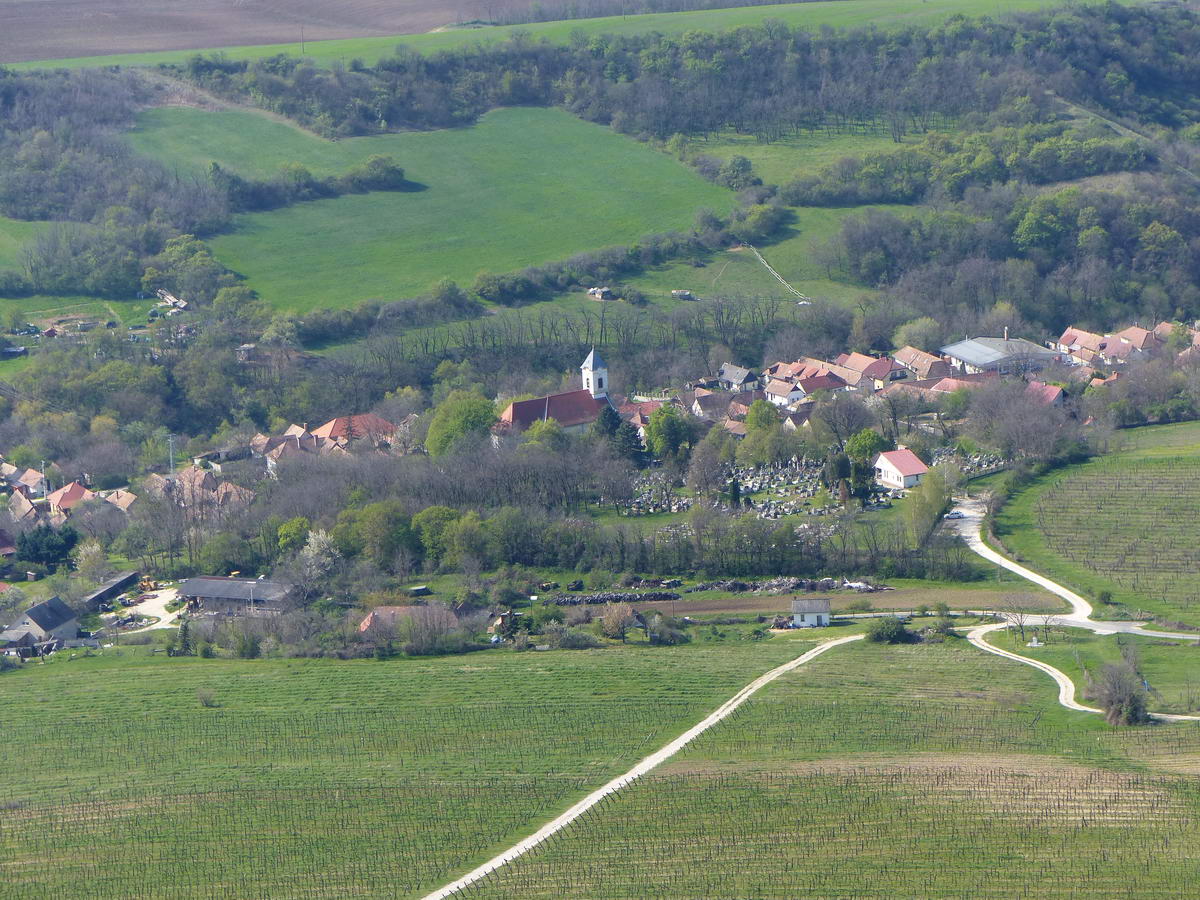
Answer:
[792, 598, 831, 628]
[873, 449, 929, 490]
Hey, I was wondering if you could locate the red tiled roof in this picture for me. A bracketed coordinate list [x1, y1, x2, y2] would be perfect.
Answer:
[1025, 381, 1064, 406]
[875, 449, 929, 478]
[499, 390, 608, 431]
[836, 352, 902, 380]
[894, 346, 952, 380]
[796, 373, 846, 394]
[47, 480, 96, 511]
[311, 413, 397, 441]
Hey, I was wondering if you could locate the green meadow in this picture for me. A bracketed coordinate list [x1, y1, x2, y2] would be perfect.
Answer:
[11, 0, 1091, 71]
[128, 105, 732, 311]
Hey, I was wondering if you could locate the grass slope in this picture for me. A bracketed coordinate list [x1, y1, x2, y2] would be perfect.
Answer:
[993, 420, 1200, 626]
[470, 638, 1200, 898]
[10, 0, 1106, 71]
[129, 106, 731, 311]
[0, 638, 808, 897]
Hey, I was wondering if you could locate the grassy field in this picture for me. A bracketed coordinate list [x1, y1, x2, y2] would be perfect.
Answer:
[989, 626, 1200, 716]
[694, 128, 915, 185]
[9, 0, 1095, 71]
[128, 105, 731, 312]
[993, 421, 1200, 626]
[469, 638, 1200, 897]
[0, 637, 816, 897]
[0, 215, 44, 270]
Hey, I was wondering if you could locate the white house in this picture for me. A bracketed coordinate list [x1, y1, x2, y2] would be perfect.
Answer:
[792, 598, 831, 627]
[764, 377, 805, 407]
[873, 449, 929, 490]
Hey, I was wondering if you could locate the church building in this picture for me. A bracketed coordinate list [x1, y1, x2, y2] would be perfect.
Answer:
[496, 350, 612, 435]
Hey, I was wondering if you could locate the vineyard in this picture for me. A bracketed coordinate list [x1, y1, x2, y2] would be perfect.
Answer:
[991, 421, 1200, 626]
[472, 767, 1200, 898]
[0, 640, 808, 897]
[1027, 457, 1200, 622]
[464, 641, 1200, 898]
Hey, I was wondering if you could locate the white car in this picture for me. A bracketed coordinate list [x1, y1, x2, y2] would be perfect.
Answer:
[943, 510, 966, 520]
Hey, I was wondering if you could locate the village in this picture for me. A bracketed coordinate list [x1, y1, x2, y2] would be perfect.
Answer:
[1, 311, 1192, 662]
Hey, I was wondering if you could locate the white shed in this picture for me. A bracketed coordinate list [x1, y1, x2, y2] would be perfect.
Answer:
[792, 598, 831, 628]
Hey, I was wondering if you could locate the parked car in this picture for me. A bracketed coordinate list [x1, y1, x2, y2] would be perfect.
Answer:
[943, 510, 966, 520]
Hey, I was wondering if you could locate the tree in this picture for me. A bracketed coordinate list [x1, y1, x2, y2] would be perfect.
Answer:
[522, 418, 568, 453]
[844, 427, 892, 464]
[17, 525, 79, 570]
[1087, 662, 1150, 726]
[72, 538, 112, 584]
[866, 616, 913, 643]
[687, 429, 728, 496]
[892, 316, 943, 351]
[294, 529, 340, 602]
[644, 404, 692, 461]
[601, 602, 635, 642]
[412, 506, 462, 568]
[425, 390, 496, 457]
[276, 516, 311, 556]
[744, 399, 779, 431]
[591, 404, 622, 440]
[177, 619, 194, 656]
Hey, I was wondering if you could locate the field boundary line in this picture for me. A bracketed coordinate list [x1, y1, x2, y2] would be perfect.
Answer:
[421, 632, 865, 899]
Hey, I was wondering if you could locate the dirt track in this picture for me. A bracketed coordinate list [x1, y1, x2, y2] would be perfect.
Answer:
[0, 0, 524, 64]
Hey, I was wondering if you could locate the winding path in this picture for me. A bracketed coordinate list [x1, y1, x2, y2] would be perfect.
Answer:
[422, 633, 864, 899]
[951, 498, 1200, 722]
[423, 497, 1200, 896]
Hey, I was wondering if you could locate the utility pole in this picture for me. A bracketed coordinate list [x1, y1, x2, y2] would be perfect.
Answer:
[167, 434, 176, 475]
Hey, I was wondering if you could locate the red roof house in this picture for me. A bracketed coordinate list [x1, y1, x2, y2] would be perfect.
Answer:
[873, 449, 929, 490]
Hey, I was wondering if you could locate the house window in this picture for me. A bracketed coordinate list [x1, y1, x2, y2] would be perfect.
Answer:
[597, 377, 604, 390]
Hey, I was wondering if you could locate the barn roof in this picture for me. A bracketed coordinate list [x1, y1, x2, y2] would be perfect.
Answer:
[22, 596, 77, 631]
[179, 577, 291, 604]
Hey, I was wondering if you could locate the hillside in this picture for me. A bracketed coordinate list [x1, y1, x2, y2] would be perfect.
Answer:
[128, 105, 732, 311]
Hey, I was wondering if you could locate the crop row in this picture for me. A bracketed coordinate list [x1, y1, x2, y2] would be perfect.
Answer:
[470, 770, 1200, 898]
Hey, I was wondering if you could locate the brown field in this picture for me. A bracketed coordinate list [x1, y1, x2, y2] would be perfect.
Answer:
[634, 587, 1059, 617]
[0, 0, 523, 64]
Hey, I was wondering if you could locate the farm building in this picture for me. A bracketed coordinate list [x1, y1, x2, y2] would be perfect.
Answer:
[874, 449, 929, 490]
[792, 598, 831, 627]
[179, 576, 293, 617]
[1, 596, 78, 646]
[941, 335, 1060, 375]
[81, 571, 140, 611]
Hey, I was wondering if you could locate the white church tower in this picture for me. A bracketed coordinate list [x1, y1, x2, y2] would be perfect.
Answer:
[581, 347, 608, 399]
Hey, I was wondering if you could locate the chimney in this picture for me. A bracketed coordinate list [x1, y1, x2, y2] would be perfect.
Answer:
[1004, 326, 1009, 341]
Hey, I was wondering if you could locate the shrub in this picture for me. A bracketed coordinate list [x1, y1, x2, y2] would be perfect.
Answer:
[866, 616, 913, 644]
[196, 688, 218, 708]
[1086, 662, 1150, 726]
[543, 623, 600, 650]
[199, 643, 215, 658]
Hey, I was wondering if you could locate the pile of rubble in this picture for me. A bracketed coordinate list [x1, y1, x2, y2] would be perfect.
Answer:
[548, 591, 681, 606]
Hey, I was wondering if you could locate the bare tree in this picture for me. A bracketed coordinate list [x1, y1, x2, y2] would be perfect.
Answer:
[1086, 662, 1150, 726]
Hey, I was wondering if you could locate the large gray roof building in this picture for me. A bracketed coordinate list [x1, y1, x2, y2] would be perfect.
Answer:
[940, 336, 1061, 374]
